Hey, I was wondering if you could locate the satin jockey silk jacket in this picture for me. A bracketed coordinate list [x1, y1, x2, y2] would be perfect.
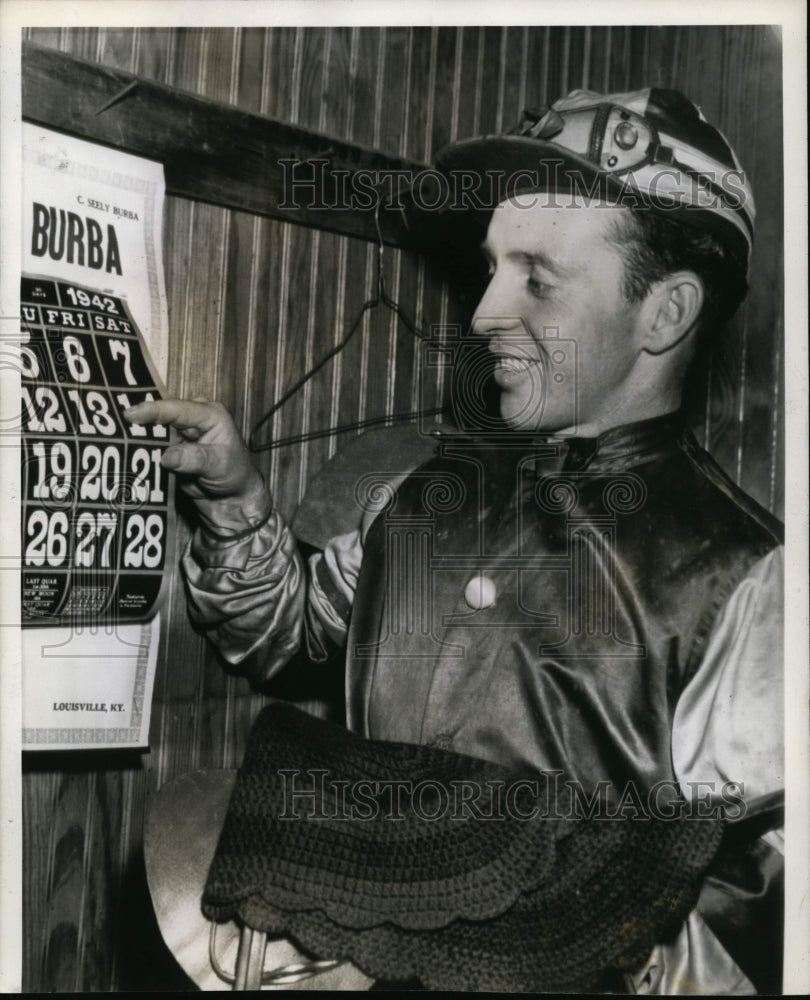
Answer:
[182, 411, 785, 995]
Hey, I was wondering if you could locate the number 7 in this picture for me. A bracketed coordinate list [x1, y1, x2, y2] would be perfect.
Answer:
[97, 513, 118, 567]
[109, 339, 136, 385]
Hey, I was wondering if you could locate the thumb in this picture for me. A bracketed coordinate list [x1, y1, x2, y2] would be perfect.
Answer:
[160, 444, 209, 476]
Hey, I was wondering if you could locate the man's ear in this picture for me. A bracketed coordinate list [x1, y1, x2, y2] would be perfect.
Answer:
[640, 272, 704, 355]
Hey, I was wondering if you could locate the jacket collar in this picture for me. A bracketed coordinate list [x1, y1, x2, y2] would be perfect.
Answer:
[528, 411, 686, 476]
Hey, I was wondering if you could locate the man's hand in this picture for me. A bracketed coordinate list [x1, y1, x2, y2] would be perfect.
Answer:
[123, 398, 264, 503]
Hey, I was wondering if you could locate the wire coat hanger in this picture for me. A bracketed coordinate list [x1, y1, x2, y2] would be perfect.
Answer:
[248, 194, 443, 453]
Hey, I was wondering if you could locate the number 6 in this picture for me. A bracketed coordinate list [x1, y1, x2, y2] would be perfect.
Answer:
[63, 336, 91, 383]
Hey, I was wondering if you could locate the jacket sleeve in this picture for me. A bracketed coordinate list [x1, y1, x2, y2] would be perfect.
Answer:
[627, 546, 784, 995]
[670, 545, 784, 811]
[180, 493, 366, 684]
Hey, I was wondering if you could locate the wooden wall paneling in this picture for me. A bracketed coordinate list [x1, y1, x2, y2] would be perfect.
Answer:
[23, 26, 62, 49]
[252, 232, 289, 495]
[412, 26, 445, 412]
[150, 523, 203, 784]
[388, 28, 431, 413]
[453, 26, 481, 143]
[21, 770, 56, 990]
[288, 26, 324, 133]
[422, 26, 466, 414]
[292, 28, 334, 499]
[608, 26, 632, 94]
[621, 27, 641, 91]
[317, 25, 355, 465]
[225, 223, 291, 755]
[274, 221, 322, 516]
[723, 26, 758, 493]
[250, 27, 299, 497]
[406, 27, 444, 424]
[235, 220, 267, 440]
[235, 26, 267, 114]
[514, 27, 532, 124]
[38, 770, 90, 989]
[216, 34, 277, 766]
[267, 26, 300, 124]
[468, 27, 486, 136]
[705, 337, 746, 480]
[380, 28, 418, 421]
[108, 761, 192, 992]
[163, 208, 232, 777]
[264, 226, 306, 515]
[376, 25, 408, 155]
[105, 763, 137, 988]
[349, 28, 391, 445]
[478, 28, 503, 134]
[550, 25, 572, 95]
[269, 29, 324, 520]
[218, 219, 271, 757]
[169, 27, 207, 95]
[94, 27, 139, 71]
[428, 27, 458, 159]
[588, 27, 611, 95]
[187, 31, 260, 772]
[228, 31, 277, 442]
[330, 29, 383, 464]
[152, 194, 209, 786]
[168, 208, 231, 404]
[65, 27, 97, 64]
[686, 27, 746, 483]
[261, 28, 308, 505]
[572, 26, 590, 93]
[627, 26, 651, 91]
[643, 26, 676, 90]
[197, 639, 240, 772]
[388, 290, 427, 423]
[520, 27, 545, 113]
[580, 26, 593, 92]
[303, 229, 354, 481]
[493, 27, 513, 132]
[77, 767, 122, 989]
[225, 36, 269, 438]
[733, 28, 783, 513]
[132, 27, 174, 85]
[390, 253, 428, 417]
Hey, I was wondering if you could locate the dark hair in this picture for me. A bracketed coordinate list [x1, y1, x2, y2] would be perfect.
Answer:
[608, 209, 749, 349]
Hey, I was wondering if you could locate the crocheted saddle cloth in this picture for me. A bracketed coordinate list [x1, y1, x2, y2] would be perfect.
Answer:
[202, 702, 724, 992]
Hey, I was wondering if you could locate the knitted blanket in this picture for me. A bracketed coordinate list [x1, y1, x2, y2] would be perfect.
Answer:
[202, 702, 724, 992]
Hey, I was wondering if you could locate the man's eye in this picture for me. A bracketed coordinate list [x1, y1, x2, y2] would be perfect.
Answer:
[527, 275, 549, 298]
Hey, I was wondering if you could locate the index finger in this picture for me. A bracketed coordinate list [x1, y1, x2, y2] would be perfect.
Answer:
[123, 398, 223, 431]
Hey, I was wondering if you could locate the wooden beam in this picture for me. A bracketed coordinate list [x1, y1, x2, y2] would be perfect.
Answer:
[21, 41, 434, 250]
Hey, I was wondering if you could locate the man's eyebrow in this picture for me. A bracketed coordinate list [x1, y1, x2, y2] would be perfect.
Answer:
[479, 239, 567, 277]
[517, 249, 567, 277]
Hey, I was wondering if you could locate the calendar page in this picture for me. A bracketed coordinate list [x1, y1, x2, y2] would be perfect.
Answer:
[18, 124, 171, 749]
[21, 275, 171, 625]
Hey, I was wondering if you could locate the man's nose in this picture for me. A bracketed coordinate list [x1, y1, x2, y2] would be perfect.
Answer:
[470, 277, 524, 340]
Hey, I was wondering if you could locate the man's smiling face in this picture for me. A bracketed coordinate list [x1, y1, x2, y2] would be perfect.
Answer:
[472, 195, 649, 436]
